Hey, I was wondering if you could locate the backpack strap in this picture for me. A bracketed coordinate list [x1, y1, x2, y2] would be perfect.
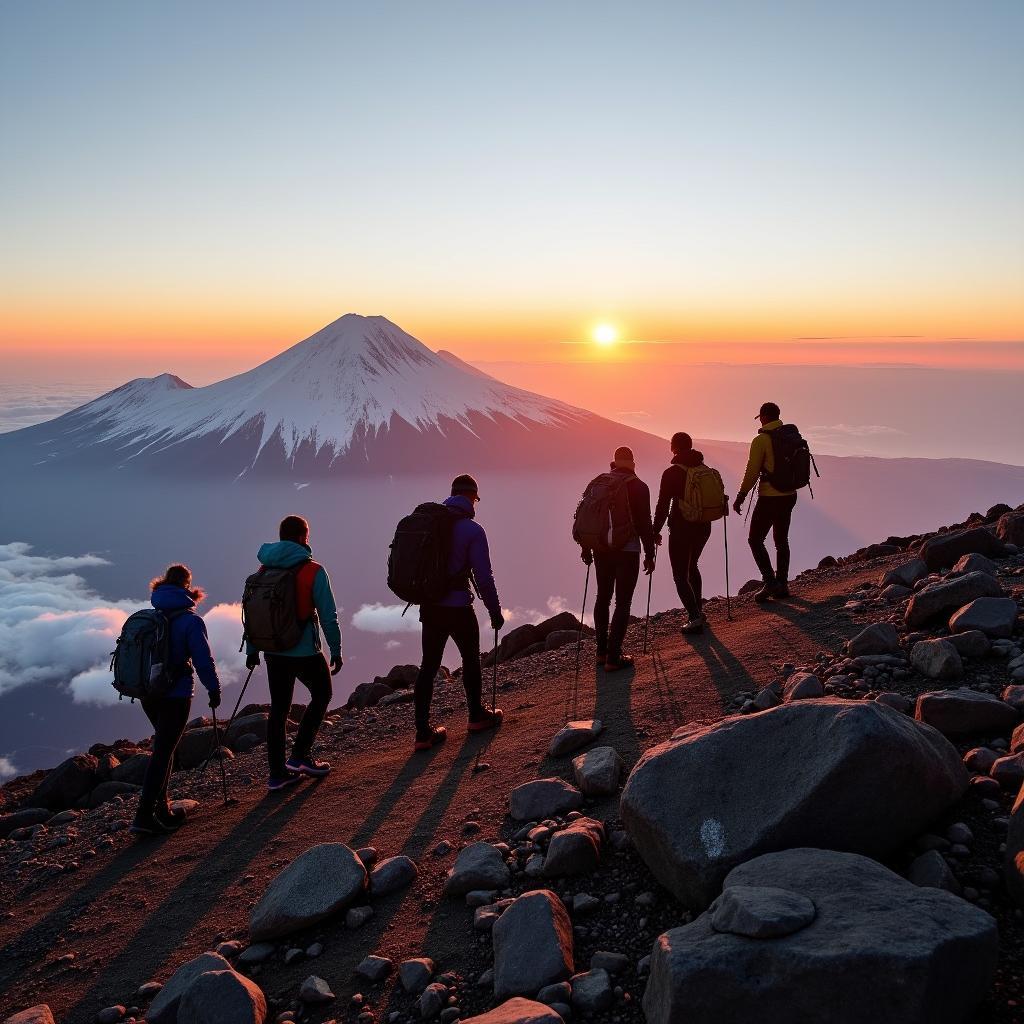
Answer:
[295, 561, 321, 624]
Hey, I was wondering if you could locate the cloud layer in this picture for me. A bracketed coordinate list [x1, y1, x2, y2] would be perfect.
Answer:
[0, 542, 248, 706]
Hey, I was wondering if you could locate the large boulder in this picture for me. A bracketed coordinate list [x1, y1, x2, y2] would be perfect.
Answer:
[486, 624, 541, 665]
[492, 890, 574, 999]
[87, 780, 141, 808]
[111, 752, 151, 785]
[30, 754, 99, 809]
[226, 713, 269, 746]
[909, 639, 963, 681]
[951, 552, 999, 577]
[509, 779, 583, 821]
[460, 999, 563, 1024]
[905, 572, 1004, 628]
[949, 597, 1019, 639]
[148, 952, 233, 1024]
[643, 848, 997, 1024]
[176, 969, 266, 1024]
[572, 746, 622, 797]
[920, 527, 1005, 571]
[914, 688, 1018, 737]
[619, 699, 967, 908]
[249, 843, 367, 940]
[848, 623, 900, 658]
[444, 842, 510, 897]
[175, 727, 221, 770]
[882, 558, 928, 590]
[1006, 785, 1024, 909]
[533, 612, 584, 640]
[996, 511, 1024, 548]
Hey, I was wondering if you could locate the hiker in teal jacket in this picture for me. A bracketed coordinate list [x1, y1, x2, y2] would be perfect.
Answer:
[245, 515, 342, 790]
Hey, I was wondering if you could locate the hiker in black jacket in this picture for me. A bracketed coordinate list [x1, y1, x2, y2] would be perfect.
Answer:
[653, 432, 712, 635]
[580, 446, 656, 672]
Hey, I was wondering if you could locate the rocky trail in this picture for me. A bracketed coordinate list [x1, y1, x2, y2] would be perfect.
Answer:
[3, 505, 1024, 1024]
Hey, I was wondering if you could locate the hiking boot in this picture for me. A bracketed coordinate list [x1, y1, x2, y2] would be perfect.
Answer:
[753, 583, 775, 603]
[267, 770, 302, 792]
[414, 726, 448, 752]
[468, 709, 504, 734]
[131, 807, 173, 836]
[681, 613, 706, 635]
[773, 580, 791, 599]
[155, 803, 187, 830]
[286, 755, 331, 778]
[604, 654, 635, 672]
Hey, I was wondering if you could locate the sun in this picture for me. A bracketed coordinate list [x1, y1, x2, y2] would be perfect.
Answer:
[594, 323, 618, 346]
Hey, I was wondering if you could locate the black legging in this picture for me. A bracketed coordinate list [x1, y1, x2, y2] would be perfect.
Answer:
[265, 653, 333, 776]
[140, 695, 191, 812]
[668, 522, 712, 617]
[748, 493, 798, 582]
[415, 605, 484, 734]
[593, 550, 641, 660]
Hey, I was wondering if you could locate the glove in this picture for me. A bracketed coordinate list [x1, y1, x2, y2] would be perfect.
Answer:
[245, 654, 260, 670]
[490, 612, 505, 632]
[581, 548, 593, 566]
[732, 494, 745, 516]
[208, 690, 222, 711]
[330, 656, 344, 675]
[643, 557, 656, 575]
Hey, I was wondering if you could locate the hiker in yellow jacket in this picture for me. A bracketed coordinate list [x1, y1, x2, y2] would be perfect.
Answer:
[732, 402, 797, 603]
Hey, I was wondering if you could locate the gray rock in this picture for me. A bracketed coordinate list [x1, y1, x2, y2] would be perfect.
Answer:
[996, 511, 1024, 547]
[873, 692, 910, 713]
[620, 699, 967, 908]
[30, 754, 99, 809]
[947, 630, 991, 658]
[882, 559, 928, 590]
[175, 727, 222, 770]
[880, 584, 911, 602]
[848, 623, 900, 658]
[232, 733, 263, 752]
[176, 969, 267, 1024]
[420, 982, 448, 1019]
[1006, 786, 1024, 908]
[399, 958, 435, 994]
[991, 753, 1024, 789]
[226, 713, 269, 746]
[545, 629, 579, 651]
[548, 720, 604, 758]
[148, 952, 233, 1024]
[249, 843, 368, 940]
[951, 552, 1000, 577]
[752, 685, 782, 711]
[96, 1010, 125, 1024]
[543, 817, 604, 877]
[914, 687, 1018, 737]
[963, 747, 999, 773]
[370, 855, 418, 896]
[492, 889, 574, 1000]
[459, 999, 563, 1024]
[4, 1009, 56, 1024]
[905, 571, 1004, 628]
[907, 849, 961, 893]
[0, 808, 50, 838]
[238, 943, 276, 965]
[356, 955, 393, 983]
[590, 951, 629, 974]
[572, 746, 622, 796]
[346, 905, 374, 929]
[709, 885, 815, 938]
[509, 778, 583, 821]
[1004, 684, 1024, 711]
[570, 968, 613, 1013]
[910, 639, 963, 680]
[88, 780, 140, 808]
[299, 975, 335, 1005]
[111, 752, 151, 785]
[920, 527, 1006, 571]
[643, 848, 997, 1024]
[949, 597, 1019, 639]
[444, 842, 510, 897]
[782, 672, 823, 701]
[537, 982, 572, 1005]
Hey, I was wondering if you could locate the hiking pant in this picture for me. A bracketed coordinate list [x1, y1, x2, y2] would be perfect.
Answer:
[140, 695, 191, 812]
[748, 493, 798, 582]
[415, 605, 484, 734]
[593, 550, 640, 660]
[265, 653, 332, 776]
[668, 522, 712, 618]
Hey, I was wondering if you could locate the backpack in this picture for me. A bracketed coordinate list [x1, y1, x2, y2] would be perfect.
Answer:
[572, 473, 636, 552]
[387, 503, 468, 607]
[679, 464, 727, 523]
[110, 608, 188, 701]
[763, 423, 814, 492]
[241, 562, 320, 653]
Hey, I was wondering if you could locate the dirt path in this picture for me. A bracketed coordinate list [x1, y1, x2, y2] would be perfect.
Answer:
[0, 556, 898, 1022]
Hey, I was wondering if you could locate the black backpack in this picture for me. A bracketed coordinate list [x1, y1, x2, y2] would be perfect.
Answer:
[240, 565, 317, 653]
[387, 503, 469, 607]
[572, 472, 636, 552]
[110, 608, 188, 701]
[763, 424, 816, 492]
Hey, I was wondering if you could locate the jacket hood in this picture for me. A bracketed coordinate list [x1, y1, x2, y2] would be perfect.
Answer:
[257, 540, 314, 569]
[758, 419, 784, 434]
[151, 584, 196, 612]
[443, 495, 476, 519]
[672, 449, 704, 467]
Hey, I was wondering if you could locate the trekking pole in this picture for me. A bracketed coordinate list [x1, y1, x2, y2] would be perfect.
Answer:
[571, 561, 592, 722]
[723, 508, 733, 622]
[210, 704, 230, 805]
[491, 627, 499, 713]
[198, 664, 256, 779]
[642, 551, 656, 655]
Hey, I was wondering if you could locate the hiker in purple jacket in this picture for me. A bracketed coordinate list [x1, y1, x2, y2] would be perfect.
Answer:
[413, 474, 505, 751]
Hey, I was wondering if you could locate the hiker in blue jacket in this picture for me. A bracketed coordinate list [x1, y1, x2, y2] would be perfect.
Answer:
[413, 474, 504, 751]
[132, 564, 222, 836]
[245, 515, 343, 790]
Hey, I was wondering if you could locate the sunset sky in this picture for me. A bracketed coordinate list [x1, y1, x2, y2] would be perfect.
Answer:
[1, 1, 1022, 377]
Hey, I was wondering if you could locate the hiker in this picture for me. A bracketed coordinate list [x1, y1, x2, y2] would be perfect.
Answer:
[733, 401, 805, 602]
[132, 564, 222, 835]
[244, 515, 342, 791]
[576, 446, 656, 671]
[407, 474, 505, 751]
[653, 432, 725, 634]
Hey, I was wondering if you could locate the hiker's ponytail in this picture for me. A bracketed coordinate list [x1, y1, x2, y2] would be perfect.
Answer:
[150, 563, 205, 603]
